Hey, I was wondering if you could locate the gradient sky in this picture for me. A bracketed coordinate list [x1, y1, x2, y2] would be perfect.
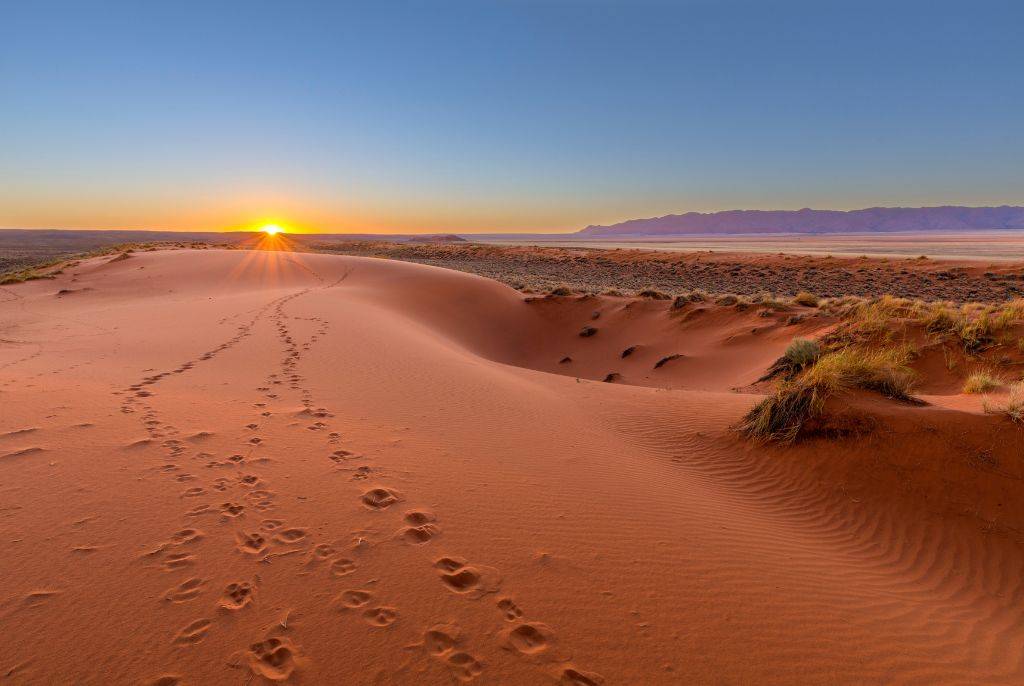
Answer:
[2, 0, 1022, 233]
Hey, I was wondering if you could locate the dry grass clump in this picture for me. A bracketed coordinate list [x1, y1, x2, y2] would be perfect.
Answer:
[715, 294, 738, 306]
[984, 382, 1024, 423]
[792, 291, 820, 307]
[740, 346, 917, 443]
[637, 289, 670, 300]
[0, 268, 56, 285]
[784, 338, 821, 368]
[548, 285, 574, 296]
[752, 293, 790, 310]
[963, 370, 1001, 394]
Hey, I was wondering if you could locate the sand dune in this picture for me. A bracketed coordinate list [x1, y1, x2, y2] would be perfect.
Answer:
[1, 249, 1023, 684]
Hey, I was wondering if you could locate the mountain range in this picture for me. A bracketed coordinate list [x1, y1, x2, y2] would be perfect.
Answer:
[578, 206, 1024, 237]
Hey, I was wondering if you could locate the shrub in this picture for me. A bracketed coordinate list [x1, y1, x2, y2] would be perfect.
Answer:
[738, 383, 823, 444]
[783, 338, 820, 368]
[963, 370, 1001, 394]
[741, 346, 917, 443]
[548, 286, 573, 296]
[715, 294, 738, 306]
[637, 289, 670, 300]
[793, 291, 819, 307]
[803, 347, 916, 400]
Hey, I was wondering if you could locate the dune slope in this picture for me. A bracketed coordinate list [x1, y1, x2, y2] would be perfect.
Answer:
[1, 249, 1023, 685]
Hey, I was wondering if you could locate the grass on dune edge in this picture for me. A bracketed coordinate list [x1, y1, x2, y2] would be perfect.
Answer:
[741, 295, 1024, 443]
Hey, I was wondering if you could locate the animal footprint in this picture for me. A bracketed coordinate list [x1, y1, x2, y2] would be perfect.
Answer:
[361, 487, 402, 510]
[169, 528, 203, 545]
[220, 582, 255, 610]
[433, 557, 501, 599]
[421, 623, 460, 656]
[560, 666, 605, 685]
[273, 528, 307, 544]
[245, 637, 301, 681]
[503, 623, 558, 661]
[220, 502, 245, 518]
[329, 558, 357, 577]
[173, 618, 212, 645]
[236, 531, 268, 555]
[362, 606, 398, 627]
[334, 589, 373, 609]
[163, 552, 196, 571]
[400, 524, 440, 544]
[164, 577, 205, 603]
[447, 652, 484, 682]
[497, 597, 524, 621]
[306, 543, 337, 566]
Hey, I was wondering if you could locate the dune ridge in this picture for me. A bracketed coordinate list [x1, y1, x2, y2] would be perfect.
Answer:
[1, 249, 1023, 684]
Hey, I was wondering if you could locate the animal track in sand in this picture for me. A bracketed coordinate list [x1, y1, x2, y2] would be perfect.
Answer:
[421, 624, 461, 656]
[306, 543, 336, 565]
[329, 558, 357, 577]
[328, 449, 356, 463]
[446, 652, 485, 682]
[22, 590, 62, 607]
[236, 532, 268, 555]
[559, 666, 605, 685]
[169, 528, 203, 545]
[164, 577, 205, 603]
[146, 676, 182, 686]
[220, 582, 255, 610]
[245, 637, 301, 681]
[404, 510, 436, 525]
[260, 519, 285, 531]
[181, 487, 205, 498]
[220, 502, 244, 518]
[497, 597, 524, 621]
[362, 606, 398, 627]
[433, 557, 501, 599]
[335, 589, 373, 609]
[162, 552, 196, 571]
[503, 623, 559, 660]
[173, 618, 212, 645]
[400, 524, 440, 544]
[361, 487, 402, 510]
[273, 528, 308, 544]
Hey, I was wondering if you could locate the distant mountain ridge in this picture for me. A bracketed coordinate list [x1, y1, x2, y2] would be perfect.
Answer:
[579, 206, 1024, 237]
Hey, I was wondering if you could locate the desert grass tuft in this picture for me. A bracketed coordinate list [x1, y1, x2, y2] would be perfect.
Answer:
[963, 370, 1001, 394]
[741, 346, 917, 443]
[793, 291, 820, 307]
[984, 382, 1024, 423]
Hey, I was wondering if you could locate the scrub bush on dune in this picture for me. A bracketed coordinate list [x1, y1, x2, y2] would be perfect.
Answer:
[740, 346, 917, 443]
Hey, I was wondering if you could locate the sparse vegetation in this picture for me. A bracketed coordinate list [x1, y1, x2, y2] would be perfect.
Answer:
[740, 346, 917, 443]
[783, 338, 820, 369]
[984, 382, 1024, 423]
[793, 291, 819, 307]
[963, 370, 1001, 394]
[637, 289, 670, 300]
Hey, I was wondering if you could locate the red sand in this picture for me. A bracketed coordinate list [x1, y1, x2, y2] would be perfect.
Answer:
[1, 249, 1023, 685]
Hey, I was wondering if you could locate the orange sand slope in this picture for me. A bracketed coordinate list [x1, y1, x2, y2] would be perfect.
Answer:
[1, 249, 1023, 685]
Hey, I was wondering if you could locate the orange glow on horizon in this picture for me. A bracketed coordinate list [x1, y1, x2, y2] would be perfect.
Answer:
[260, 223, 283, 235]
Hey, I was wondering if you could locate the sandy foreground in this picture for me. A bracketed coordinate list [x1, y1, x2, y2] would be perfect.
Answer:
[1, 249, 1023, 685]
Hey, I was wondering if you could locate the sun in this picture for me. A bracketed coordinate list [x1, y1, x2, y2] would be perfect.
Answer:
[260, 223, 283, 235]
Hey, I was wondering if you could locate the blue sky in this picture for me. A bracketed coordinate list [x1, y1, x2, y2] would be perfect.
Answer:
[1, 0, 1021, 232]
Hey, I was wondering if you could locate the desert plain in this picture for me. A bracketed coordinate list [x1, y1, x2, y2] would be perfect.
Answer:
[2, 242, 1024, 685]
